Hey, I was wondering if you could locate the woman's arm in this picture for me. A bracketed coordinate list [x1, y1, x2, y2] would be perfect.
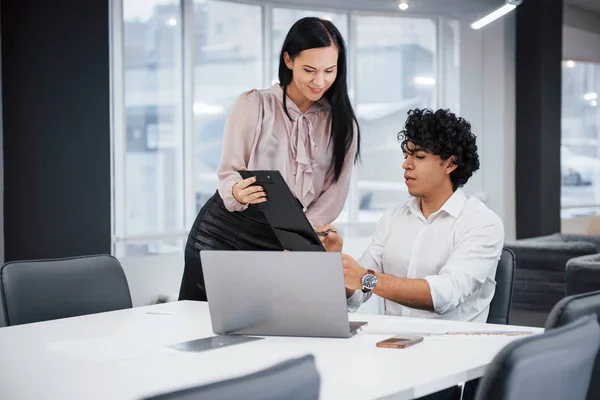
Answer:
[216, 90, 262, 212]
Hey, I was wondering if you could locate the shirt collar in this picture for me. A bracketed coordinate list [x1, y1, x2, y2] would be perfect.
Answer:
[407, 197, 422, 217]
[439, 188, 467, 218]
[407, 188, 467, 219]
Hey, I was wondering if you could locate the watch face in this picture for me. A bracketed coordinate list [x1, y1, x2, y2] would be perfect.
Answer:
[362, 274, 377, 290]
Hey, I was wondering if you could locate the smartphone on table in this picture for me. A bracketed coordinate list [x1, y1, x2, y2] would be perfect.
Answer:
[376, 335, 424, 349]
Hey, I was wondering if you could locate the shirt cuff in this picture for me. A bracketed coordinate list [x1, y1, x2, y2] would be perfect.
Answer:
[346, 290, 364, 313]
[221, 179, 249, 212]
[423, 275, 453, 315]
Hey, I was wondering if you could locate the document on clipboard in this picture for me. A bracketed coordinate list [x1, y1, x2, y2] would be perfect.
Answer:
[238, 170, 326, 252]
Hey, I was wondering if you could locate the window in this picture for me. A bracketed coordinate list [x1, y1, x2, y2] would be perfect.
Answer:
[192, 1, 263, 214]
[347, 16, 437, 237]
[116, 0, 185, 257]
[561, 61, 600, 220]
[112, 1, 455, 255]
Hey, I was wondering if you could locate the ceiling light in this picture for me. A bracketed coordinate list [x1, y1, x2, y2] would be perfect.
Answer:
[584, 93, 597, 101]
[592, 100, 598, 107]
[471, 0, 522, 30]
[566, 60, 576, 68]
[398, 2, 409, 11]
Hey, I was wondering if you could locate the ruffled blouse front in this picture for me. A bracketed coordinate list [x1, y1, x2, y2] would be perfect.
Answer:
[216, 84, 357, 226]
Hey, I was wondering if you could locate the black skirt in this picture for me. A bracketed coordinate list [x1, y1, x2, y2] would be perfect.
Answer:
[178, 191, 283, 301]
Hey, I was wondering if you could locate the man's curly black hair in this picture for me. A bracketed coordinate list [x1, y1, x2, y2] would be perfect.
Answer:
[397, 108, 479, 190]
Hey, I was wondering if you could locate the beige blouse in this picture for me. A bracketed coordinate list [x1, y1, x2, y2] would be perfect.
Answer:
[216, 84, 358, 227]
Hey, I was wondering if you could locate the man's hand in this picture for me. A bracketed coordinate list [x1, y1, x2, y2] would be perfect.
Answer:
[342, 253, 367, 291]
[316, 224, 343, 252]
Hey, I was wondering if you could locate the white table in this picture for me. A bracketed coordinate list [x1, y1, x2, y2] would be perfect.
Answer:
[0, 301, 543, 400]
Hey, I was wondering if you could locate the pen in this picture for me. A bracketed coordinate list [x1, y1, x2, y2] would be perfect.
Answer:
[316, 230, 338, 236]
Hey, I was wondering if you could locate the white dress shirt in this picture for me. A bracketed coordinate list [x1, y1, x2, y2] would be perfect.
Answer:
[347, 189, 504, 323]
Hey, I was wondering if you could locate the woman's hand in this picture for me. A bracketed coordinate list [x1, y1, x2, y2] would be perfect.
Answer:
[316, 224, 343, 252]
[232, 168, 267, 205]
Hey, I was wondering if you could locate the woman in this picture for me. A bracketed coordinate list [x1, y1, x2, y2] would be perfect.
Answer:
[179, 17, 361, 301]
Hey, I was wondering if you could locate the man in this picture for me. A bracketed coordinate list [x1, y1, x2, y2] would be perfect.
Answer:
[318, 108, 504, 322]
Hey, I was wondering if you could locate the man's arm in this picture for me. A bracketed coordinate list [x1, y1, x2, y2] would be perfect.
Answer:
[342, 212, 504, 314]
[320, 207, 395, 312]
[342, 255, 434, 311]
[374, 274, 433, 310]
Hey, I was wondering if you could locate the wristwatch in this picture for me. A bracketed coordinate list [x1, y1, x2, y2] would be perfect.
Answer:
[361, 269, 377, 293]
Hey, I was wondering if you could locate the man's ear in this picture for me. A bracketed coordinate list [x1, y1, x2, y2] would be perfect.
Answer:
[283, 52, 293, 69]
[445, 156, 458, 175]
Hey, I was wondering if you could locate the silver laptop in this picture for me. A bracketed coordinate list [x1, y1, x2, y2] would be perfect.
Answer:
[200, 250, 367, 338]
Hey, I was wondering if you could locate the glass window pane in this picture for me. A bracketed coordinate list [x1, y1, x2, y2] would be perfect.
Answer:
[120, 0, 185, 257]
[122, 238, 185, 257]
[193, 0, 263, 212]
[441, 19, 460, 112]
[561, 61, 600, 222]
[352, 16, 436, 236]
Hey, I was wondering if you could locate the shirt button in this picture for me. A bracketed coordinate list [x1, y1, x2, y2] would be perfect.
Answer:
[293, 172, 296, 175]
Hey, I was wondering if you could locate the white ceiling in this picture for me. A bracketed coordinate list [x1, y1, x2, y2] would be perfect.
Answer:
[565, 0, 600, 14]
[268, 0, 506, 19]
[268, 1, 600, 21]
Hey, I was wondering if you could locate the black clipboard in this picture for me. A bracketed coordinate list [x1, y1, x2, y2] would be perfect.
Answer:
[238, 170, 325, 252]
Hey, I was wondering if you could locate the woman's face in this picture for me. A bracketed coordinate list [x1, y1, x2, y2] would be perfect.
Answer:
[284, 45, 339, 103]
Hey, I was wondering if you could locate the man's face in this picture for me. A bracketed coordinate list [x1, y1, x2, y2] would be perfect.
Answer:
[402, 141, 456, 198]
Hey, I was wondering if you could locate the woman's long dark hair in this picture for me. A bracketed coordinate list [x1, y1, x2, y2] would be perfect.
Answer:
[278, 17, 360, 183]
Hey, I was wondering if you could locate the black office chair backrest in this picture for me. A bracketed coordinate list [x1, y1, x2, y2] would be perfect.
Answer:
[142, 354, 320, 400]
[0, 254, 132, 326]
[475, 315, 600, 400]
[487, 248, 515, 325]
[545, 290, 600, 400]
[566, 254, 600, 296]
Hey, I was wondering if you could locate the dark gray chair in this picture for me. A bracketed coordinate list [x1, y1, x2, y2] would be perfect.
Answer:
[545, 290, 600, 400]
[504, 233, 599, 312]
[456, 249, 516, 400]
[474, 315, 600, 400]
[0, 254, 132, 326]
[142, 354, 320, 400]
[566, 254, 600, 296]
[487, 248, 515, 325]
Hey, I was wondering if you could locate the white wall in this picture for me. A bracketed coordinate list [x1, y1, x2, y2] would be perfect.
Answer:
[120, 253, 184, 307]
